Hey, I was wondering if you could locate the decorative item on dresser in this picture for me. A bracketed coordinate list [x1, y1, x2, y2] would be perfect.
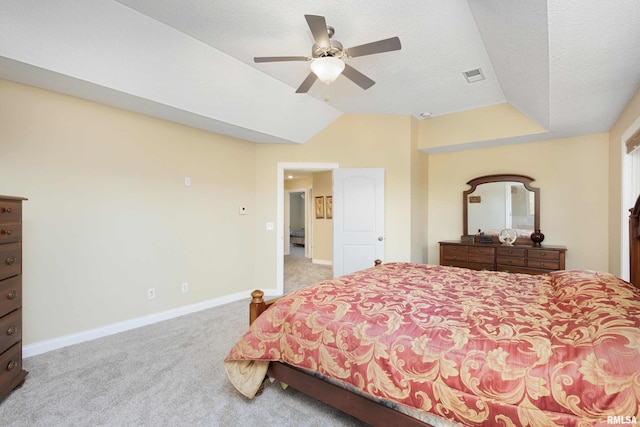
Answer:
[0, 195, 27, 401]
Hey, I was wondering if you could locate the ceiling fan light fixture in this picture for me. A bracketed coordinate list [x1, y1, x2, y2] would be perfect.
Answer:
[310, 56, 345, 84]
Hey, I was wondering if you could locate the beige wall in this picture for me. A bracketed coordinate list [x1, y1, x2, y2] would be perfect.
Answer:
[417, 103, 548, 151]
[312, 171, 332, 263]
[410, 117, 429, 263]
[609, 87, 640, 276]
[427, 134, 610, 271]
[254, 114, 415, 291]
[0, 80, 257, 345]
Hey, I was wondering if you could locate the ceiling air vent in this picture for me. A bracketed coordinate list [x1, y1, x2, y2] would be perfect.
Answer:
[463, 68, 485, 83]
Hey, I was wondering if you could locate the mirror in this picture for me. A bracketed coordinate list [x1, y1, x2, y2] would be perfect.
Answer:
[463, 174, 540, 239]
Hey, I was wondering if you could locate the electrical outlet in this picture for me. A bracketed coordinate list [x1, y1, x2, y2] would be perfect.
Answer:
[147, 288, 156, 299]
[181, 282, 188, 293]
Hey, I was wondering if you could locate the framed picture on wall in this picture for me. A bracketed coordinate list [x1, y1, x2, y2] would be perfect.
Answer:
[315, 196, 325, 219]
[326, 196, 333, 219]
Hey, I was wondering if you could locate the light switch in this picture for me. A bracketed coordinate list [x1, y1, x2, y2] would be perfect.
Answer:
[266, 222, 274, 230]
[184, 176, 191, 187]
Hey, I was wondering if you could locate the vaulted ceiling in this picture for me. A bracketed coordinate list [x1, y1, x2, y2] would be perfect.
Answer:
[2, 1, 639, 147]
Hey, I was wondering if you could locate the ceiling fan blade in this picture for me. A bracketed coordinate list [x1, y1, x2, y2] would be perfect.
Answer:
[295, 72, 318, 93]
[254, 56, 309, 63]
[346, 37, 401, 58]
[304, 15, 330, 49]
[342, 64, 375, 90]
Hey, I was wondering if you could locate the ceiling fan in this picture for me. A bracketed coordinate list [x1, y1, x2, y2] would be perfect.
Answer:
[254, 15, 401, 93]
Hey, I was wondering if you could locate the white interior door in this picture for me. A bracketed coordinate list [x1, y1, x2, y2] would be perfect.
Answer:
[332, 168, 384, 277]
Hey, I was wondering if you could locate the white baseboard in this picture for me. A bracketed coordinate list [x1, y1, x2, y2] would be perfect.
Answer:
[312, 259, 332, 266]
[23, 288, 281, 358]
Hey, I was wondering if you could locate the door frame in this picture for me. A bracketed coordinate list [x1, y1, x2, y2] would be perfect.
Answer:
[277, 162, 339, 294]
[284, 187, 308, 255]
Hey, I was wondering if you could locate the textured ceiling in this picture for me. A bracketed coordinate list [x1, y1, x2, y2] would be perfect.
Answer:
[1, 1, 639, 147]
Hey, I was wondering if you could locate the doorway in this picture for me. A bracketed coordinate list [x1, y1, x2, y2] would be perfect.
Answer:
[277, 162, 338, 294]
[285, 189, 308, 256]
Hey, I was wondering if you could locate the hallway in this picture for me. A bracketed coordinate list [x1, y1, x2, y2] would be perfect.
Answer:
[284, 244, 332, 293]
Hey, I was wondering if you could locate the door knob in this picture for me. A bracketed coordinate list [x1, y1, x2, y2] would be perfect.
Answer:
[378, 236, 384, 241]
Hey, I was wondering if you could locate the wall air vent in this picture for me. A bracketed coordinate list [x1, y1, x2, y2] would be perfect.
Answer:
[463, 68, 485, 83]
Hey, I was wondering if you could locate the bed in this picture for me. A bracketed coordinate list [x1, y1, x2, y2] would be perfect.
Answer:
[225, 195, 640, 426]
[290, 228, 305, 246]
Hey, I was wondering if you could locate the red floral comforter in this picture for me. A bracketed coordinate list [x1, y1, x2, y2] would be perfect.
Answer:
[225, 263, 640, 426]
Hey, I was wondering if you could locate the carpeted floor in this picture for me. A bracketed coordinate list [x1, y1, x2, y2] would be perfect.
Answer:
[284, 247, 333, 293]
[0, 254, 363, 426]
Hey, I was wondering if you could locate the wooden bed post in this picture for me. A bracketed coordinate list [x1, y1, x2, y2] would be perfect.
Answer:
[250, 259, 381, 325]
[249, 290, 266, 325]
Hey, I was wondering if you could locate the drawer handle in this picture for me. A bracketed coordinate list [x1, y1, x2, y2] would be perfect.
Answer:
[5, 256, 16, 265]
[7, 290, 17, 300]
[6, 361, 18, 371]
[1, 207, 12, 214]
[1, 229, 12, 235]
[6, 325, 17, 335]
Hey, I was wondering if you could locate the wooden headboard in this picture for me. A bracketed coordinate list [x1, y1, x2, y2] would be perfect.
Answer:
[631, 193, 640, 287]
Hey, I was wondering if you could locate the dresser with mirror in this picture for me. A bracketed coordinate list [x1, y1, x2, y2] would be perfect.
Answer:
[439, 174, 566, 275]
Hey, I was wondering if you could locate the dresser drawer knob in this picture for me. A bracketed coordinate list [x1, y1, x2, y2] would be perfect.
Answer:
[7, 325, 17, 335]
[5, 256, 16, 265]
[1, 229, 12, 235]
[6, 361, 18, 371]
[1, 207, 12, 214]
[7, 290, 17, 300]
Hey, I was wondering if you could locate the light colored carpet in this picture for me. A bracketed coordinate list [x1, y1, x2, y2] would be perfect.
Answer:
[0, 256, 364, 427]
[284, 250, 333, 294]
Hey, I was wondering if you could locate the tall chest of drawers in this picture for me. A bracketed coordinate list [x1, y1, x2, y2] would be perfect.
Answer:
[0, 196, 27, 401]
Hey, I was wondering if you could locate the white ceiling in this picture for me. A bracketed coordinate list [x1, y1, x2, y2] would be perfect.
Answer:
[2, 1, 640, 148]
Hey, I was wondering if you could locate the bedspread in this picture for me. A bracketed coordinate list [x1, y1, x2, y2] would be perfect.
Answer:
[225, 263, 640, 426]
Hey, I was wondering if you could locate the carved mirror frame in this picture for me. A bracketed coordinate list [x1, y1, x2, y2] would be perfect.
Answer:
[463, 174, 540, 237]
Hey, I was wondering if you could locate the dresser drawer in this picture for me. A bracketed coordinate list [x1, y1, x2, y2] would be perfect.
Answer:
[468, 246, 495, 263]
[0, 276, 21, 318]
[0, 243, 21, 281]
[0, 223, 21, 244]
[0, 201, 21, 223]
[0, 309, 21, 354]
[442, 245, 468, 262]
[527, 249, 560, 261]
[527, 259, 560, 270]
[0, 342, 23, 393]
[496, 247, 526, 258]
[496, 257, 526, 267]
